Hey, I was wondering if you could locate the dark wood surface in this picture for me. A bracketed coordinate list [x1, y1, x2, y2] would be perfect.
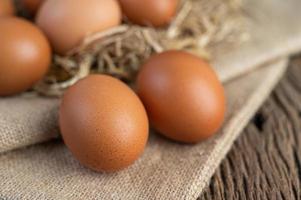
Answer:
[199, 56, 301, 200]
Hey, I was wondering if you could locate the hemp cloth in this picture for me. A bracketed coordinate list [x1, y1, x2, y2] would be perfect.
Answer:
[0, 59, 287, 200]
[0, 0, 300, 199]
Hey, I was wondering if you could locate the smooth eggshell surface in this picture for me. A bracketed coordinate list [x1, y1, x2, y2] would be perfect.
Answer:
[36, 0, 121, 55]
[118, 0, 178, 27]
[0, 17, 51, 96]
[59, 75, 149, 172]
[0, 0, 15, 17]
[137, 50, 226, 143]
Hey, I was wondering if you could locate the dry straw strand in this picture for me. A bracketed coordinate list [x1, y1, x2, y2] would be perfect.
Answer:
[34, 0, 244, 97]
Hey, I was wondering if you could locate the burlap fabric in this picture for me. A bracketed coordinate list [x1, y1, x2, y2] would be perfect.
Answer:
[0, 59, 287, 200]
[0, 0, 300, 199]
[1, 0, 301, 154]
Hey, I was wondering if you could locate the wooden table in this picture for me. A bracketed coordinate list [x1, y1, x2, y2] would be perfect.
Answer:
[199, 55, 301, 200]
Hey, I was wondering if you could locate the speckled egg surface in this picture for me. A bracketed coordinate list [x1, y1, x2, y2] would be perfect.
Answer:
[59, 75, 149, 172]
[137, 50, 226, 143]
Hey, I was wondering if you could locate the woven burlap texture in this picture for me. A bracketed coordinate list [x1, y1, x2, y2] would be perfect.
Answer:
[1, 0, 301, 153]
[0, 0, 300, 199]
[0, 59, 287, 200]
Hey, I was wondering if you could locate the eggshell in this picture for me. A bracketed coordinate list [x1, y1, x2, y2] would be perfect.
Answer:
[21, 0, 44, 15]
[36, 0, 121, 55]
[0, 17, 51, 96]
[0, 0, 15, 17]
[118, 0, 178, 27]
[59, 75, 149, 172]
[137, 50, 226, 143]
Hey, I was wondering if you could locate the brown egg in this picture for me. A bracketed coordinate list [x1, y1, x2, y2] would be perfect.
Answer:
[137, 50, 226, 143]
[0, 17, 51, 96]
[21, 0, 44, 15]
[36, 0, 121, 55]
[118, 0, 178, 27]
[59, 75, 149, 172]
[0, 0, 15, 17]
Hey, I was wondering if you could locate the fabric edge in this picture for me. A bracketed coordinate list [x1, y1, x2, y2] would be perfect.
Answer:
[189, 58, 288, 200]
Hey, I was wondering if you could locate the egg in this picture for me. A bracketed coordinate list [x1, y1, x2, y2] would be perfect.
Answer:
[59, 75, 149, 172]
[0, 17, 51, 96]
[118, 0, 178, 27]
[0, 0, 15, 17]
[21, 0, 44, 15]
[36, 0, 121, 55]
[137, 50, 226, 143]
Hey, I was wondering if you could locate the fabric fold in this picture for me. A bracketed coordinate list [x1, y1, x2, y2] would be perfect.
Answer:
[0, 58, 288, 200]
[0, 0, 300, 198]
[1, 0, 301, 153]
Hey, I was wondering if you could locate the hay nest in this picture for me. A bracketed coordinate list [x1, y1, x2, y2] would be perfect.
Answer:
[34, 0, 244, 97]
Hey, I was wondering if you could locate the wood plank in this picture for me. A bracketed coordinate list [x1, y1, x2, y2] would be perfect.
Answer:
[199, 56, 301, 200]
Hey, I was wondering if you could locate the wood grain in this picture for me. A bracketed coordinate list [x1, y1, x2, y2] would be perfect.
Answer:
[199, 56, 301, 200]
